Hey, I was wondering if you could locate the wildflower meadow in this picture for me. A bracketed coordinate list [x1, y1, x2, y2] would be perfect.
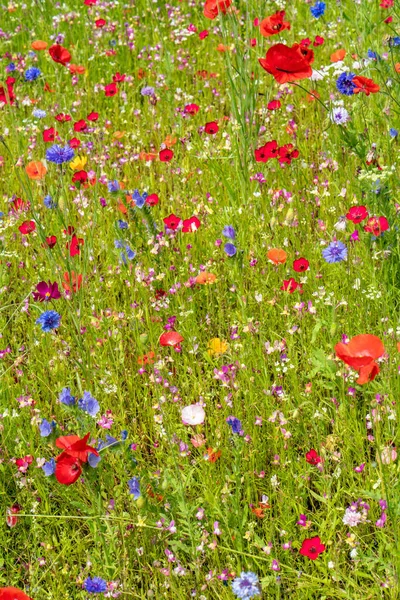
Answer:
[1, 0, 400, 597]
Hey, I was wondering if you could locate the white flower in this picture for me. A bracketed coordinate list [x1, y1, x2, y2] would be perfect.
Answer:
[181, 404, 205, 426]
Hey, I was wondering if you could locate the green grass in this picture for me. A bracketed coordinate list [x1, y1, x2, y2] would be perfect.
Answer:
[1, 0, 400, 597]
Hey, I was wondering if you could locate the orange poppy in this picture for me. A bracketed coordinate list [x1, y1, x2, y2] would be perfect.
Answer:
[395, 63, 400, 74]
[25, 161, 47, 180]
[196, 272, 217, 285]
[69, 64, 86, 75]
[204, 0, 232, 20]
[163, 135, 177, 148]
[31, 40, 47, 51]
[330, 49, 346, 63]
[335, 334, 384, 385]
[44, 82, 55, 93]
[138, 351, 155, 365]
[62, 271, 82, 293]
[352, 76, 380, 96]
[205, 447, 221, 463]
[217, 44, 229, 52]
[260, 11, 290, 37]
[139, 151, 157, 161]
[267, 248, 287, 265]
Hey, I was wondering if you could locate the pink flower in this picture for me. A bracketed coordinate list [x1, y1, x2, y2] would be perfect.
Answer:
[181, 404, 205, 426]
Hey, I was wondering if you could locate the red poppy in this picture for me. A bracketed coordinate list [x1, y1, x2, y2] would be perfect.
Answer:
[335, 334, 384, 385]
[18, 220, 36, 235]
[67, 234, 84, 257]
[11, 198, 29, 213]
[199, 30, 209, 40]
[105, 82, 118, 96]
[56, 432, 99, 462]
[0, 77, 16, 105]
[352, 76, 380, 96]
[254, 140, 278, 162]
[43, 127, 58, 142]
[305, 449, 322, 465]
[68, 137, 81, 148]
[49, 44, 71, 65]
[259, 11, 290, 37]
[299, 536, 325, 560]
[278, 143, 299, 164]
[72, 170, 88, 184]
[281, 278, 303, 294]
[113, 72, 126, 83]
[182, 216, 201, 232]
[313, 35, 324, 47]
[184, 103, 200, 115]
[159, 331, 184, 347]
[346, 205, 368, 224]
[163, 214, 182, 230]
[74, 120, 87, 133]
[45, 235, 57, 249]
[364, 216, 389, 237]
[159, 148, 174, 162]
[95, 18, 106, 27]
[203, 0, 232, 20]
[146, 193, 159, 206]
[293, 258, 309, 272]
[6, 503, 21, 528]
[259, 43, 314, 84]
[55, 113, 71, 122]
[138, 351, 156, 365]
[0, 588, 32, 600]
[267, 100, 281, 110]
[55, 454, 83, 485]
[87, 112, 99, 121]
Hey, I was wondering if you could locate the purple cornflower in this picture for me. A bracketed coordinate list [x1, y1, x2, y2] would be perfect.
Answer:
[322, 241, 348, 263]
[226, 416, 243, 435]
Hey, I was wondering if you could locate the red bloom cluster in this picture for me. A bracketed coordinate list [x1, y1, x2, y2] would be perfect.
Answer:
[255, 140, 299, 165]
[55, 433, 98, 485]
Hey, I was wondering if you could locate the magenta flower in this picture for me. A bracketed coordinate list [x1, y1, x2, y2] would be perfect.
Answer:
[33, 280, 61, 302]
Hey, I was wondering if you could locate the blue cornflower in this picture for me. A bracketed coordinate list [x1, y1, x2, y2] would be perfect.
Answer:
[367, 50, 378, 60]
[107, 180, 120, 193]
[59, 387, 76, 406]
[310, 1, 326, 18]
[391, 37, 400, 47]
[389, 128, 398, 138]
[128, 476, 141, 498]
[0, 212, 4, 219]
[78, 391, 100, 417]
[231, 571, 261, 599]
[39, 418, 55, 437]
[132, 189, 148, 208]
[42, 458, 56, 477]
[83, 577, 107, 594]
[36, 310, 61, 332]
[46, 144, 75, 164]
[43, 195, 56, 209]
[224, 242, 237, 257]
[222, 225, 236, 240]
[117, 219, 128, 229]
[25, 67, 41, 81]
[125, 245, 136, 260]
[141, 86, 155, 97]
[322, 241, 348, 263]
[6, 62, 16, 72]
[226, 416, 243, 435]
[336, 72, 356, 95]
[88, 452, 102, 468]
[114, 239, 124, 249]
[32, 109, 47, 118]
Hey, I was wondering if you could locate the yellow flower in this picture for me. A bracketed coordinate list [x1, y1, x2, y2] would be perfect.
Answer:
[207, 338, 229, 356]
[69, 155, 88, 171]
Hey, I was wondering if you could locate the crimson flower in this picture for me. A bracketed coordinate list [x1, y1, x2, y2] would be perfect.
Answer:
[203, 0, 232, 20]
[278, 143, 299, 164]
[293, 258, 309, 272]
[67, 234, 84, 257]
[43, 127, 58, 142]
[346, 205, 368, 224]
[56, 432, 99, 462]
[146, 193, 159, 206]
[204, 121, 219, 134]
[69, 137, 81, 148]
[87, 112, 99, 121]
[305, 449, 322, 465]
[364, 216, 389, 237]
[267, 100, 281, 110]
[335, 334, 384, 385]
[95, 18, 106, 27]
[159, 148, 174, 162]
[159, 331, 184, 348]
[33, 281, 61, 302]
[184, 103, 200, 115]
[55, 454, 83, 485]
[164, 214, 182, 230]
[55, 113, 71, 122]
[281, 278, 303, 293]
[45, 235, 57, 248]
[299, 536, 325, 560]
[19, 220, 36, 235]
[105, 82, 118, 96]
[49, 44, 71, 65]
[353, 76, 380, 96]
[259, 43, 314, 84]
[182, 216, 201, 232]
[72, 170, 88, 184]
[254, 140, 278, 162]
[74, 119, 87, 132]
